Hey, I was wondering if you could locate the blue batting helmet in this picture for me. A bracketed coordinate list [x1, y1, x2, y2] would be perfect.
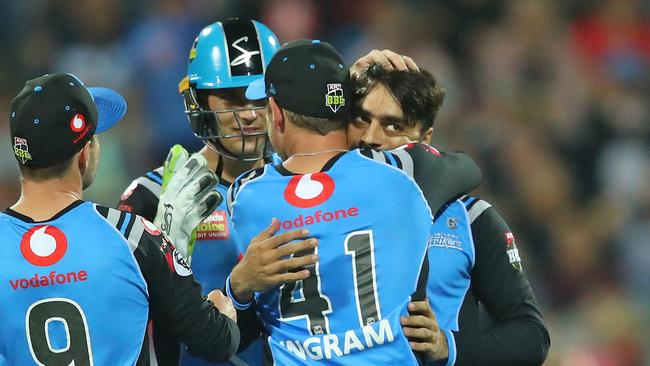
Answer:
[180, 19, 280, 160]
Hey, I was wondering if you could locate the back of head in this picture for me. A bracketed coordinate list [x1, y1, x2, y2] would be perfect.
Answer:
[179, 19, 280, 160]
[9, 73, 126, 182]
[246, 39, 352, 136]
[354, 65, 446, 132]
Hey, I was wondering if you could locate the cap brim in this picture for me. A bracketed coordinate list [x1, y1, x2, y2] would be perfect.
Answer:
[88, 87, 127, 133]
[245, 78, 268, 101]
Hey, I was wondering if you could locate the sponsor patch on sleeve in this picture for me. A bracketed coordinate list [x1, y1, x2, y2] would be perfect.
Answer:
[505, 232, 522, 271]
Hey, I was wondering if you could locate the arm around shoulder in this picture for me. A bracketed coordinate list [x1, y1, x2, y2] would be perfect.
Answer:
[454, 202, 550, 365]
[131, 217, 240, 362]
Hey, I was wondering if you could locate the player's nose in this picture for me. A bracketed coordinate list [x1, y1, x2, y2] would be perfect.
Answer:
[360, 122, 384, 149]
[237, 108, 259, 125]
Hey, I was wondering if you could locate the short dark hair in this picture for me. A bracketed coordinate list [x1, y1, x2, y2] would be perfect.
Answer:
[283, 109, 346, 136]
[354, 64, 446, 132]
[19, 156, 74, 181]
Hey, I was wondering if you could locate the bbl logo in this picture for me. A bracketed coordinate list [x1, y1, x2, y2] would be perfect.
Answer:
[14, 137, 32, 164]
[325, 83, 345, 113]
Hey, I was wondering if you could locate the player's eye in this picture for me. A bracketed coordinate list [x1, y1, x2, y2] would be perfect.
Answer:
[385, 123, 403, 132]
[353, 116, 370, 127]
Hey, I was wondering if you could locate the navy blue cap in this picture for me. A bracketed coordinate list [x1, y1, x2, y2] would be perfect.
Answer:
[9, 73, 127, 167]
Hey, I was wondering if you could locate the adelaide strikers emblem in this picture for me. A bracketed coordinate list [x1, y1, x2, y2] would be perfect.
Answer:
[325, 83, 345, 113]
[284, 173, 335, 208]
[230, 36, 261, 67]
[20, 225, 68, 266]
[14, 137, 32, 164]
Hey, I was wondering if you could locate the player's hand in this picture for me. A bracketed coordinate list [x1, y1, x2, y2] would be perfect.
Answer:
[350, 49, 419, 80]
[154, 145, 221, 261]
[208, 290, 237, 323]
[229, 218, 318, 303]
[401, 300, 449, 362]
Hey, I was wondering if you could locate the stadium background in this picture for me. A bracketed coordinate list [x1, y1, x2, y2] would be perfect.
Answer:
[0, 0, 648, 364]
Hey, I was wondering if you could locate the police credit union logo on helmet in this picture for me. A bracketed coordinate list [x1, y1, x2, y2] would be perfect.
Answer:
[180, 19, 280, 161]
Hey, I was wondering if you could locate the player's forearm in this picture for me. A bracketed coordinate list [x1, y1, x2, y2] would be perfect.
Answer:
[228, 265, 255, 303]
[184, 302, 241, 362]
[117, 183, 160, 221]
[151, 269, 240, 361]
[453, 318, 549, 366]
[234, 305, 264, 352]
[401, 145, 481, 212]
[135, 231, 240, 361]
[465, 206, 550, 365]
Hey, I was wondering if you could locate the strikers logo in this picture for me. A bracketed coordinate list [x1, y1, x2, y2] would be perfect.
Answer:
[172, 248, 192, 277]
[325, 83, 345, 113]
[284, 173, 335, 208]
[20, 225, 68, 266]
[505, 232, 522, 271]
[196, 210, 230, 241]
[230, 36, 261, 67]
[14, 137, 32, 164]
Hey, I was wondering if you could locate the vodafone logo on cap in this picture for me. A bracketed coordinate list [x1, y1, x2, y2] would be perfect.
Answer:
[70, 113, 86, 132]
[284, 173, 335, 208]
[20, 225, 68, 266]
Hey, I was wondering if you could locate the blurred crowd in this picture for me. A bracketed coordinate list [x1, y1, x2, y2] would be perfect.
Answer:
[1, 0, 648, 364]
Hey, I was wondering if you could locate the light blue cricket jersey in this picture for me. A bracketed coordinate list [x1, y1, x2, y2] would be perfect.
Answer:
[230, 150, 433, 365]
[0, 201, 149, 365]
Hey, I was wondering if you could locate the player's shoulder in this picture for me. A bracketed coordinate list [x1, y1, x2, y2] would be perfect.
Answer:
[231, 165, 269, 193]
[459, 195, 494, 223]
[94, 204, 156, 252]
[227, 165, 269, 209]
[357, 143, 441, 176]
[355, 147, 411, 175]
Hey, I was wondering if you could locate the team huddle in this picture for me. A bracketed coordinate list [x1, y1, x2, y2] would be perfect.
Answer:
[1, 18, 549, 366]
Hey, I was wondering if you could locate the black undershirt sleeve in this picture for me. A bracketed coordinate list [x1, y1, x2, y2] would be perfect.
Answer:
[117, 184, 159, 222]
[133, 229, 240, 363]
[453, 207, 550, 366]
[405, 146, 482, 214]
[117, 181, 183, 365]
[359, 144, 482, 215]
[412, 251, 430, 302]
[233, 305, 265, 352]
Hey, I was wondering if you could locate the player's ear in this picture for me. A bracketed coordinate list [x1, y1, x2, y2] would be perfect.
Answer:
[268, 97, 285, 133]
[420, 127, 433, 145]
[77, 139, 92, 174]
